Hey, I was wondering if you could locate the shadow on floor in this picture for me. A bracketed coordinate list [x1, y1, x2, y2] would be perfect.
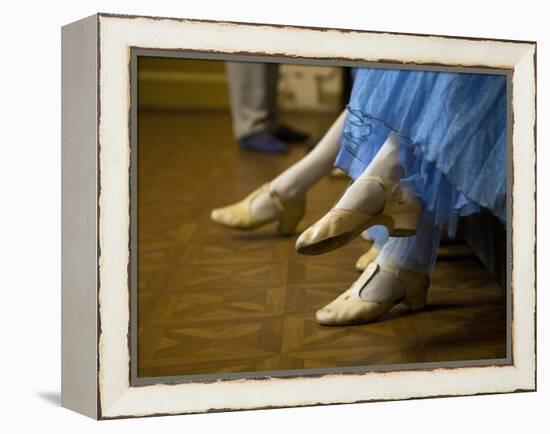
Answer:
[37, 391, 61, 407]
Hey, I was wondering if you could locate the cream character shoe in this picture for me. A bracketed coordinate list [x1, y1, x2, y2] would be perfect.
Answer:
[296, 176, 421, 255]
[315, 263, 430, 326]
[354, 241, 380, 272]
[210, 183, 305, 235]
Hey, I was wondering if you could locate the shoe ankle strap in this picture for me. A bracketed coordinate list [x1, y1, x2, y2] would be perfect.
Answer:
[350, 262, 379, 295]
[267, 184, 303, 213]
[351, 263, 429, 295]
[379, 265, 430, 287]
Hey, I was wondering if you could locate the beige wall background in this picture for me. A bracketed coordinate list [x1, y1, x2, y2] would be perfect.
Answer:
[138, 57, 343, 111]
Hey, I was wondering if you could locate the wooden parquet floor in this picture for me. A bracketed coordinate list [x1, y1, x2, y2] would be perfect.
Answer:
[137, 110, 507, 378]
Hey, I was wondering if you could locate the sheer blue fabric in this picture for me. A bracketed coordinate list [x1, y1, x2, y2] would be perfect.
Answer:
[363, 212, 441, 274]
[362, 226, 388, 250]
[376, 211, 442, 273]
[335, 68, 507, 237]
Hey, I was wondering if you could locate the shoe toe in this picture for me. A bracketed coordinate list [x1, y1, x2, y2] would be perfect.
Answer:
[210, 207, 237, 226]
[355, 257, 367, 272]
[295, 222, 326, 252]
[295, 230, 310, 251]
[210, 208, 226, 224]
[295, 211, 362, 255]
[315, 308, 334, 325]
[210, 208, 222, 222]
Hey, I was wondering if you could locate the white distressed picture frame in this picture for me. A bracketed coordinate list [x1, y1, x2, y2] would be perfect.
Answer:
[61, 13, 536, 419]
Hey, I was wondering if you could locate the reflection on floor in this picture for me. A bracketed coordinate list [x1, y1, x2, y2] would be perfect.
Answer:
[137, 110, 507, 378]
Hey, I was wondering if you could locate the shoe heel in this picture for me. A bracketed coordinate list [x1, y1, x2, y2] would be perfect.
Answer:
[390, 213, 419, 237]
[277, 207, 304, 235]
[402, 286, 428, 311]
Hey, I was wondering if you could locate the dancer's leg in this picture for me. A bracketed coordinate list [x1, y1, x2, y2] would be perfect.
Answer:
[249, 109, 347, 219]
[271, 109, 348, 199]
[333, 131, 403, 215]
[295, 129, 423, 255]
[359, 211, 440, 301]
[355, 226, 390, 271]
[374, 212, 441, 274]
[315, 211, 438, 325]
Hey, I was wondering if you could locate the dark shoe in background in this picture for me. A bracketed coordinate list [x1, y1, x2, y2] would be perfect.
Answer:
[239, 132, 289, 154]
[273, 124, 310, 143]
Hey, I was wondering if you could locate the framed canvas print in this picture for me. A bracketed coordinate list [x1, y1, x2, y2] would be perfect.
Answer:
[61, 13, 536, 419]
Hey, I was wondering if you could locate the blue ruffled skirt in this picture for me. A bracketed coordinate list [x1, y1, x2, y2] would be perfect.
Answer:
[335, 68, 507, 237]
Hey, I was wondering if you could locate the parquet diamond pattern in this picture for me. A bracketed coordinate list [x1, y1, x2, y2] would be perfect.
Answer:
[137, 110, 507, 378]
